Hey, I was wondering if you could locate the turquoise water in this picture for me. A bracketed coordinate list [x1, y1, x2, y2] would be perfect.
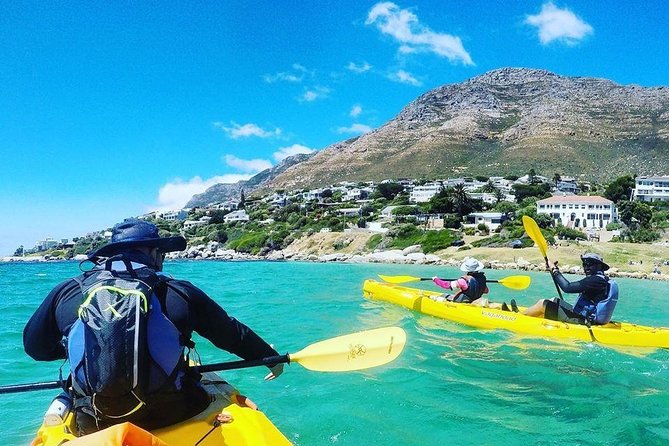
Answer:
[1, 260, 668, 445]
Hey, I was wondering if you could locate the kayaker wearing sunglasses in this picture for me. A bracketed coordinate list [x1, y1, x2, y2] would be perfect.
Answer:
[521, 252, 618, 325]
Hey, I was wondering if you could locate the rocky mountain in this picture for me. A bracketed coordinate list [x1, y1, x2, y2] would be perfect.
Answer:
[185, 152, 314, 207]
[191, 67, 669, 204]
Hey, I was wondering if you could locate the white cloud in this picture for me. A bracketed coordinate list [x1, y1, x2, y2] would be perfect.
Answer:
[389, 69, 421, 86]
[347, 61, 372, 73]
[525, 2, 593, 45]
[213, 122, 281, 139]
[273, 144, 316, 162]
[224, 154, 273, 173]
[300, 86, 330, 102]
[263, 63, 310, 83]
[366, 2, 473, 65]
[350, 104, 363, 118]
[337, 123, 373, 135]
[153, 175, 251, 211]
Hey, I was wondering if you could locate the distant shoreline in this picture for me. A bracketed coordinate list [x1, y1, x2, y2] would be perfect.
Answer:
[3, 246, 668, 283]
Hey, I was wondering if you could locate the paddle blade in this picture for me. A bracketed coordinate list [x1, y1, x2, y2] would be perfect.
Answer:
[522, 216, 548, 258]
[497, 275, 531, 290]
[378, 274, 421, 284]
[290, 327, 406, 372]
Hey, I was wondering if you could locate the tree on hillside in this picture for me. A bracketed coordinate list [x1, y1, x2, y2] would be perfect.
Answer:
[618, 201, 653, 228]
[481, 180, 497, 193]
[239, 189, 246, 209]
[427, 188, 454, 214]
[512, 183, 551, 203]
[452, 183, 474, 217]
[553, 173, 561, 188]
[604, 175, 635, 203]
[375, 182, 404, 200]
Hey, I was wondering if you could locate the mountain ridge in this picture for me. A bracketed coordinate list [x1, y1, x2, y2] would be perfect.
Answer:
[191, 67, 669, 205]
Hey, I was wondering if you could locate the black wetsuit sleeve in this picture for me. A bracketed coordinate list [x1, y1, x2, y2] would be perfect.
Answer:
[166, 281, 279, 361]
[552, 272, 608, 302]
[23, 279, 77, 361]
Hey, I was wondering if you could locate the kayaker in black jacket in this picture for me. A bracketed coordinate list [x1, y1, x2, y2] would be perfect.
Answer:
[24, 219, 283, 435]
[522, 253, 616, 324]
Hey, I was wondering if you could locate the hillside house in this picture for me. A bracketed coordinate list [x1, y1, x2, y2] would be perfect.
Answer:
[631, 176, 669, 202]
[224, 210, 250, 223]
[536, 195, 617, 229]
[464, 212, 507, 231]
[183, 216, 212, 230]
[409, 182, 443, 203]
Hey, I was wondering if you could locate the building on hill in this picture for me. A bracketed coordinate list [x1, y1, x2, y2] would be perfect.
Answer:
[409, 182, 443, 203]
[224, 210, 250, 223]
[555, 177, 580, 194]
[159, 210, 188, 221]
[631, 176, 669, 202]
[536, 195, 617, 229]
[464, 212, 507, 231]
[183, 216, 212, 230]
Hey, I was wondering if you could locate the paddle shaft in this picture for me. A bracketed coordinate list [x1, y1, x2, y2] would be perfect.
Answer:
[0, 356, 289, 395]
[424, 278, 504, 283]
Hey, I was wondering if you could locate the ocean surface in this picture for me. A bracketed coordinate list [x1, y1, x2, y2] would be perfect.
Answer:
[1, 260, 668, 446]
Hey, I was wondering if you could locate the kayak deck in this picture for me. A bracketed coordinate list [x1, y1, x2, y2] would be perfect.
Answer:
[31, 371, 291, 446]
[363, 279, 669, 349]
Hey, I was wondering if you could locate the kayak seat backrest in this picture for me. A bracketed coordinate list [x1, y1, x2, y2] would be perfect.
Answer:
[593, 280, 618, 325]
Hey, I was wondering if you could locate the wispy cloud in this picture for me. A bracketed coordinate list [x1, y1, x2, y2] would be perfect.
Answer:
[388, 69, 421, 86]
[300, 86, 330, 102]
[263, 63, 310, 83]
[337, 123, 373, 135]
[347, 61, 372, 73]
[350, 104, 363, 118]
[213, 122, 281, 139]
[154, 175, 251, 211]
[366, 2, 473, 65]
[223, 154, 273, 173]
[525, 2, 593, 45]
[273, 144, 316, 162]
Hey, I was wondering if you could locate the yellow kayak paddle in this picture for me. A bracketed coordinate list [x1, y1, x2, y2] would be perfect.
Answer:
[522, 215, 563, 299]
[378, 274, 531, 290]
[0, 327, 407, 394]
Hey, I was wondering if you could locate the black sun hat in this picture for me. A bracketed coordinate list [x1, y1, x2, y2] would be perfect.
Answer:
[580, 252, 610, 271]
[89, 218, 186, 258]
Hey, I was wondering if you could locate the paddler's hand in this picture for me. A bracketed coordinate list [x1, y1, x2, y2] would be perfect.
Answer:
[548, 260, 559, 273]
[264, 363, 284, 381]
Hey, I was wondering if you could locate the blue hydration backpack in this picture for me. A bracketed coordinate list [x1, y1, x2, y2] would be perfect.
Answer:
[574, 275, 619, 325]
[67, 267, 186, 419]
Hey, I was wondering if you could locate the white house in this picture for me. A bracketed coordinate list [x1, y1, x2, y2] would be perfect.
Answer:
[224, 210, 250, 223]
[464, 212, 507, 231]
[536, 195, 617, 229]
[338, 207, 361, 217]
[183, 216, 212, 230]
[159, 210, 188, 221]
[631, 176, 669, 202]
[556, 177, 579, 194]
[409, 182, 443, 203]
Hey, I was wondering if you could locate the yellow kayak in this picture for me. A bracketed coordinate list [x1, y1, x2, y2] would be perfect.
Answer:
[363, 279, 669, 349]
[31, 371, 291, 446]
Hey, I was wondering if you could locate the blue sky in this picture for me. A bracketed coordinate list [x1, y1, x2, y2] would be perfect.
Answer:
[1, 1, 668, 256]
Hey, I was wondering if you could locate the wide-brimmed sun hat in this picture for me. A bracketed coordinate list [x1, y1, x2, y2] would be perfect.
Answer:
[89, 218, 186, 258]
[460, 257, 484, 272]
[580, 252, 610, 271]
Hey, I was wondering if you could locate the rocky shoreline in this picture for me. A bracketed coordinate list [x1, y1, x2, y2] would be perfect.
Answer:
[3, 241, 667, 282]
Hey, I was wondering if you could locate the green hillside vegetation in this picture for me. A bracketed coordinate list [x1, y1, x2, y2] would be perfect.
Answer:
[26, 174, 669, 261]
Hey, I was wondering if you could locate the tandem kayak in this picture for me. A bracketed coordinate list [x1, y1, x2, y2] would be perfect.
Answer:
[31, 371, 292, 446]
[363, 279, 669, 349]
